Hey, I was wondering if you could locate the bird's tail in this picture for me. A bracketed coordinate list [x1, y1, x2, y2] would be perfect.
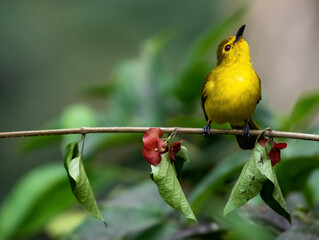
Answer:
[231, 119, 263, 150]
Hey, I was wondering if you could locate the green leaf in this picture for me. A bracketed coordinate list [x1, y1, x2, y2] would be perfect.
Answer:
[151, 153, 196, 222]
[63, 141, 105, 224]
[255, 144, 291, 223]
[223, 149, 266, 216]
[283, 92, 319, 131]
[264, 140, 273, 154]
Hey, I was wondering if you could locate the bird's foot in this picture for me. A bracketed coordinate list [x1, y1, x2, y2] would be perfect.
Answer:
[242, 121, 250, 137]
[203, 121, 211, 137]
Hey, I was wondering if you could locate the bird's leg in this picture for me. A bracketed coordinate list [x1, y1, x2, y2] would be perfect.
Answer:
[242, 120, 250, 137]
[203, 120, 212, 137]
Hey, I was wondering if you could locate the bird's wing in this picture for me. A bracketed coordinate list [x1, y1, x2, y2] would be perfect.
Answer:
[257, 75, 262, 105]
[201, 75, 210, 121]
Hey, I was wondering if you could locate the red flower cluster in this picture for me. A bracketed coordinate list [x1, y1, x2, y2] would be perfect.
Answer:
[258, 139, 287, 166]
[142, 128, 182, 165]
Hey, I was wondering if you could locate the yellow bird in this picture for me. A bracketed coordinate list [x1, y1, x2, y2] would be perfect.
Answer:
[201, 25, 261, 149]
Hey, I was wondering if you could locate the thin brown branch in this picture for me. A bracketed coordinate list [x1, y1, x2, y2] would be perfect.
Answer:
[0, 127, 318, 141]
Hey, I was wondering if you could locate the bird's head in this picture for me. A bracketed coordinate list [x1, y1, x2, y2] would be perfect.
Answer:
[216, 25, 250, 65]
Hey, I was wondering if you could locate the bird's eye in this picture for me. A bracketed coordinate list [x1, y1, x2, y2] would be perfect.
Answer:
[224, 45, 231, 51]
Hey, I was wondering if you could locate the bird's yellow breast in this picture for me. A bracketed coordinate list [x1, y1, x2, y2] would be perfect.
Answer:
[203, 61, 261, 125]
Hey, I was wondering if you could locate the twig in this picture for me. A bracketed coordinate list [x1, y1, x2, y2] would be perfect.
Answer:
[0, 127, 318, 142]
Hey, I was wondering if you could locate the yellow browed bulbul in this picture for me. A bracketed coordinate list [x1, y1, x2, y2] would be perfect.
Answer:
[201, 25, 261, 149]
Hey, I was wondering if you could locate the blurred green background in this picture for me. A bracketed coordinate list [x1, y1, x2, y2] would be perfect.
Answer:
[0, 1, 319, 239]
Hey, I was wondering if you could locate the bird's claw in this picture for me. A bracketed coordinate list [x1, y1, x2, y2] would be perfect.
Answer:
[242, 121, 250, 137]
[203, 121, 211, 137]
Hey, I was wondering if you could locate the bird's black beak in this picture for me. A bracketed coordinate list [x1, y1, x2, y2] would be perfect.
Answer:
[234, 25, 246, 43]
